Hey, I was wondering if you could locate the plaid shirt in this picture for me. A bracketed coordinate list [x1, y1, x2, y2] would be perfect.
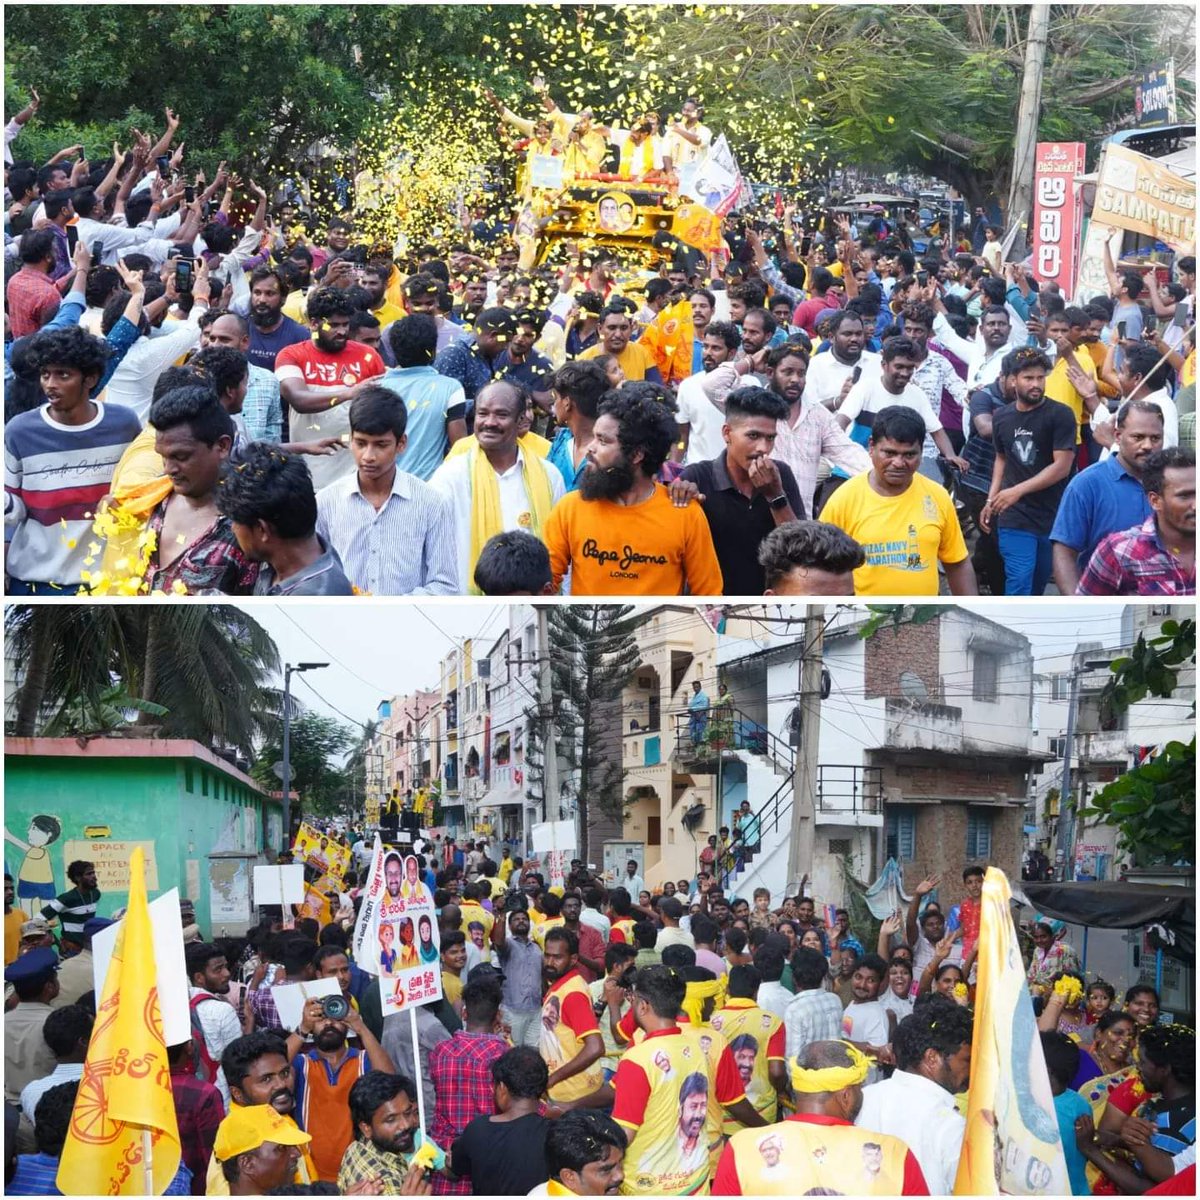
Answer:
[1077, 515, 1196, 596]
[249, 984, 285, 1032]
[338, 1139, 414, 1194]
[6, 267, 62, 338]
[783, 987, 845, 1063]
[241, 363, 283, 443]
[428, 1030, 509, 1192]
[144, 504, 260, 596]
[170, 1066, 224, 1191]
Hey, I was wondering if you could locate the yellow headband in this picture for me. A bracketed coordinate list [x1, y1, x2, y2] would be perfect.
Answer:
[789, 1042, 873, 1093]
[681, 978, 727, 1027]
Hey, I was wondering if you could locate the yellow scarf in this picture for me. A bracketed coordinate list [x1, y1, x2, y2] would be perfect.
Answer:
[92, 477, 175, 591]
[468, 446, 554, 595]
[619, 136, 655, 180]
[681, 977, 727, 1027]
[790, 1041, 872, 1092]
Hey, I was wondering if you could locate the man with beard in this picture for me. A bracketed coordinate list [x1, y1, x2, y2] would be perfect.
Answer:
[245, 266, 310, 373]
[187, 943, 251, 1110]
[434, 306, 521, 412]
[766, 343, 871, 520]
[932, 300, 1018, 393]
[980, 348, 1076, 595]
[855, 998, 972, 1196]
[285, 995, 396, 1182]
[338, 1072, 429, 1194]
[739, 309, 779, 361]
[498, 307, 555, 413]
[579, 306, 663, 384]
[274, 286, 386, 491]
[491, 892, 546, 1049]
[689, 288, 716, 375]
[1051, 400, 1163, 594]
[143, 386, 259, 595]
[356, 261, 405, 330]
[430, 380, 564, 594]
[207, 1033, 319, 1194]
[712, 1040, 928, 1195]
[540, 928, 605, 1103]
[801, 312, 878, 415]
[680, 387, 805, 594]
[819, 405, 976, 595]
[562, 893, 607, 984]
[532, 1110, 626, 1197]
[545, 384, 722, 595]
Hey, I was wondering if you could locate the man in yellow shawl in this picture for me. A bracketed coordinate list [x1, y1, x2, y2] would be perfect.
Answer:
[429, 380, 565, 594]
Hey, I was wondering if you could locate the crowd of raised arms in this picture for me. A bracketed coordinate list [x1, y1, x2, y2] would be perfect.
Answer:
[4, 94, 1195, 599]
[6, 842, 1193, 1197]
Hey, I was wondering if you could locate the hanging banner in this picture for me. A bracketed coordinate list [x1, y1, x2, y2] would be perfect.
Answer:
[1134, 61, 1178, 127]
[377, 852, 443, 1016]
[953, 867, 1068, 1196]
[1032, 143, 1086, 296]
[351, 834, 385, 969]
[292, 822, 352, 882]
[1091, 143, 1196, 251]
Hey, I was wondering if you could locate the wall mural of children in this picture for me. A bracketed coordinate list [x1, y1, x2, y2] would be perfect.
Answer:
[5, 815, 63, 916]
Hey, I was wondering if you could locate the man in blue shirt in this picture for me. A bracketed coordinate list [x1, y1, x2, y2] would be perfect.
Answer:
[1050, 398, 1162, 594]
[547, 360, 609, 492]
[433, 307, 517, 423]
[380, 315, 468, 481]
[496, 308, 554, 413]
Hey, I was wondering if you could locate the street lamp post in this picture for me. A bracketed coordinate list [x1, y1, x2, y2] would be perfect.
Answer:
[282, 662, 329, 849]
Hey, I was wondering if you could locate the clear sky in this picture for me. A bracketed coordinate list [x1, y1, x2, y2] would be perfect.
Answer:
[246, 600, 1129, 734]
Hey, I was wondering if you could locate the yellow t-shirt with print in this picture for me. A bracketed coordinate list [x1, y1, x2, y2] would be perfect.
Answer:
[819, 470, 967, 596]
[1045, 349, 1098, 444]
[533, 915, 566, 950]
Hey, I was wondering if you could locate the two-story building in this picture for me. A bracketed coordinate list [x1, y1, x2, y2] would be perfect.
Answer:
[712, 605, 1047, 914]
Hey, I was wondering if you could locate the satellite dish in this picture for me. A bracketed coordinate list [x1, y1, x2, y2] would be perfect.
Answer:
[899, 671, 929, 701]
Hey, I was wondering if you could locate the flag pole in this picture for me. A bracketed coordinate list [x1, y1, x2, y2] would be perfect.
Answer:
[142, 1123, 154, 1195]
[409, 1005, 427, 1135]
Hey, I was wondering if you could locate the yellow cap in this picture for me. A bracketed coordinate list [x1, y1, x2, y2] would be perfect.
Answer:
[214, 1106, 312, 1162]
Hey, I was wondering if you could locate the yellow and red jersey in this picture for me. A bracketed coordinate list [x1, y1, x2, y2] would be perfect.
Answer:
[709, 999, 786, 1132]
[540, 968, 603, 1102]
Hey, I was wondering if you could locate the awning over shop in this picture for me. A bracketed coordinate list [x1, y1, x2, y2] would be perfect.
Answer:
[1020, 881, 1194, 963]
[479, 787, 525, 809]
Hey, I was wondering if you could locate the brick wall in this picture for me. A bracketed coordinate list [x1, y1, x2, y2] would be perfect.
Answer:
[884, 761, 1027, 799]
[864, 617, 943, 701]
[905, 802, 1024, 907]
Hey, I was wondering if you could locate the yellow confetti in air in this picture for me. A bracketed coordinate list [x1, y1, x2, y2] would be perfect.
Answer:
[171, 580, 189, 595]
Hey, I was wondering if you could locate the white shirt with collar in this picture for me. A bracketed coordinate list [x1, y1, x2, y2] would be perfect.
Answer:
[315, 468, 459, 596]
[21, 1062, 85, 1125]
[1093, 387, 1178, 452]
[429, 447, 565, 593]
[933, 312, 1021, 393]
[856, 1069, 966, 1197]
[802, 348, 882, 409]
[103, 307, 207, 423]
[187, 985, 242, 1108]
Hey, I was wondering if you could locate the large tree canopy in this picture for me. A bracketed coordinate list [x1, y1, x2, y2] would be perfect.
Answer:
[5, 5, 1194, 213]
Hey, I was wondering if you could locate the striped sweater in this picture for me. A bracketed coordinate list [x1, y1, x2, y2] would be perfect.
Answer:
[5, 402, 142, 585]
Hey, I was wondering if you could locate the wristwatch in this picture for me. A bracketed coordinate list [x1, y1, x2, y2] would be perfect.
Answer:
[768, 494, 789, 511]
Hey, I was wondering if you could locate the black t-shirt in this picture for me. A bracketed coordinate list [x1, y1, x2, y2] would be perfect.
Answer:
[451, 1112, 550, 1196]
[680, 451, 806, 595]
[991, 399, 1076, 535]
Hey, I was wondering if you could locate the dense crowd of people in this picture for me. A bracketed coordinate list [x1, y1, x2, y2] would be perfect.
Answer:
[5, 838, 1194, 1196]
[4, 95, 1195, 597]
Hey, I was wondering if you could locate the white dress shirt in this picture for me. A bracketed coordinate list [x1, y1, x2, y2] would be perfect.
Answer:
[103, 310, 207, 423]
[856, 1069, 966, 1196]
[315, 468, 458, 596]
[187, 986, 243, 1108]
[429, 448, 565, 593]
[21, 1062, 85, 1125]
[676, 371, 730, 465]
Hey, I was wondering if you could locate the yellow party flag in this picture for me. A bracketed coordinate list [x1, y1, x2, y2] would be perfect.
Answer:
[953, 867, 1068, 1195]
[57, 846, 181, 1195]
[639, 296, 696, 385]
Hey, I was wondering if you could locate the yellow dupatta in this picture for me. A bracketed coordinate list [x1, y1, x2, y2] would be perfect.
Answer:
[468, 445, 554, 594]
[619, 135, 655, 180]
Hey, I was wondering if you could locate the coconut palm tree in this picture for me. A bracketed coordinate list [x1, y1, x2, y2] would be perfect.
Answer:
[5, 604, 281, 756]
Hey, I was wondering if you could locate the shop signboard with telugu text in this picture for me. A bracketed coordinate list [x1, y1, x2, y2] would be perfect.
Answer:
[1091, 143, 1196, 251]
[1032, 143, 1086, 296]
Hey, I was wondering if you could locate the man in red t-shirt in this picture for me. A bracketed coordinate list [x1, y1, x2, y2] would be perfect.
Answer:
[274, 286, 386, 490]
[792, 268, 844, 339]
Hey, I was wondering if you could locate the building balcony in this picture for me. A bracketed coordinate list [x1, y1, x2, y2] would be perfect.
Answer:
[817, 764, 884, 827]
[885, 698, 964, 753]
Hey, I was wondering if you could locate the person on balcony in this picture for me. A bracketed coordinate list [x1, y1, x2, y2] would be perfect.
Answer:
[688, 680, 711, 746]
[709, 683, 735, 749]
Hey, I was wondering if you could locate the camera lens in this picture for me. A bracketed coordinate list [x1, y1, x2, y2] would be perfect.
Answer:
[321, 994, 350, 1020]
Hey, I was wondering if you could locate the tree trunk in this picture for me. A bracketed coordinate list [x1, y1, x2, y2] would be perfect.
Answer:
[137, 607, 161, 723]
[14, 617, 53, 737]
[1006, 3, 1050, 255]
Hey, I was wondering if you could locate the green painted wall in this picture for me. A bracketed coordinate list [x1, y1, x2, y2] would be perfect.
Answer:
[4, 751, 282, 936]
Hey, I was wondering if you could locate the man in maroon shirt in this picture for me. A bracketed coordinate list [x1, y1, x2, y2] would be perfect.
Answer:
[6, 229, 62, 337]
[561, 893, 606, 983]
[792, 268, 844, 339]
[168, 1040, 224, 1194]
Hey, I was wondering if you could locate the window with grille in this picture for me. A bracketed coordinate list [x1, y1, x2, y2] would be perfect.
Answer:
[973, 652, 999, 701]
[1052, 674, 1072, 701]
[885, 807, 916, 861]
[966, 810, 993, 859]
[827, 838, 852, 856]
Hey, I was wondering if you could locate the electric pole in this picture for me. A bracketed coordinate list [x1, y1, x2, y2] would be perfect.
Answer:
[536, 604, 561, 840]
[1056, 667, 1081, 881]
[786, 606, 825, 899]
[1006, 3, 1050, 255]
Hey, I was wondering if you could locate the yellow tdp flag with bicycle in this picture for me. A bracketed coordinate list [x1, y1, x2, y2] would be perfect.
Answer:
[57, 846, 181, 1195]
[953, 867, 1068, 1195]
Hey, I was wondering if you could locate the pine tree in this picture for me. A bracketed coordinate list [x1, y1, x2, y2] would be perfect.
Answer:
[526, 605, 643, 862]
